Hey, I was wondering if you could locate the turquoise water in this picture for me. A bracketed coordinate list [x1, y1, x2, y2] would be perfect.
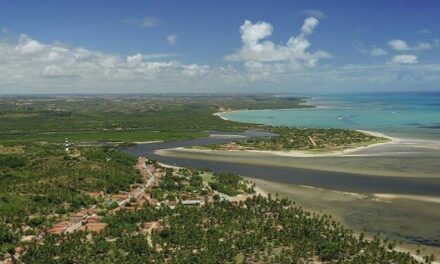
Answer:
[223, 92, 440, 140]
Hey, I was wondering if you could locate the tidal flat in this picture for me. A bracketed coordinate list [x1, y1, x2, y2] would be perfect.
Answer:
[162, 137, 440, 178]
[246, 177, 440, 259]
[150, 135, 440, 257]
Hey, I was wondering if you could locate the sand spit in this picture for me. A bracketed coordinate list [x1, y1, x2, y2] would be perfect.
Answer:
[374, 193, 440, 205]
[133, 140, 163, 144]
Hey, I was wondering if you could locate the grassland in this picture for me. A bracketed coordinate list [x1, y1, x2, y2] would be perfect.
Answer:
[0, 95, 309, 144]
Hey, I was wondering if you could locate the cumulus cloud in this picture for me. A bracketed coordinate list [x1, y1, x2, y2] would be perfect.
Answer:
[388, 39, 410, 51]
[123, 16, 159, 28]
[1, 30, 440, 94]
[14, 35, 45, 55]
[370, 48, 387, 56]
[301, 17, 319, 35]
[225, 17, 330, 76]
[167, 34, 178, 45]
[391, 54, 418, 64]
[388, 39, 432, 52]
[0, 34, 210, 93]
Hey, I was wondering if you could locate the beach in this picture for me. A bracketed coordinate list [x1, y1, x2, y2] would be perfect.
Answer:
[157, 133, 440, 178]
[245, 177, 440, 260]
[122, 93, 440, 256]
[208, 95, 440, 257]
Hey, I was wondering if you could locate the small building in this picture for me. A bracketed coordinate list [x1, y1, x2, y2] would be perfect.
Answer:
[20, 235, 36, 243]
[80, 222, 107, 233]
[181, 199, 204, 206]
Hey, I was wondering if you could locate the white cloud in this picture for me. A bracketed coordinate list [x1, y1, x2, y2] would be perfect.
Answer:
[167, 34, 178, 45]
[126, 53, 143, 67]
[0, 34, 211, 93]
[299, 9, 327, 19]
[123, 16, 159, 28]
[14, 34, 45, 55]
[391, 54, 418, 64]
[388, 39, 433, 52]
[1, 30, 440, 93]
[370, 48, 387, 56]
[388, 39, 410, 51]
[225, 17, 330, 76]
[301, 17, 319, 35]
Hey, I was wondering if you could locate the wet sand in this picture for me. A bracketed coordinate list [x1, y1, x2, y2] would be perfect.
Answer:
[247, 177, 440, 259]
[124, 131, 440, 195]
[161, 135, 440, 178]
[122, 131, 440, 255]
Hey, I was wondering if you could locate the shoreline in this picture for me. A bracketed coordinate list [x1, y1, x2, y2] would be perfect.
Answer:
[213, 108, 440, 143]
[211, 109, 440, 157]
[246, 177, 440, 262]
[152, 159, 440, 261]
[169, 133, 396, 158]
[212, 110, 398, 157]
[157, 160, 268, 198]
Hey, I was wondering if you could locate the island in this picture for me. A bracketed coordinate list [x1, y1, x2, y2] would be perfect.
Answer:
[195, 127, 389, 153]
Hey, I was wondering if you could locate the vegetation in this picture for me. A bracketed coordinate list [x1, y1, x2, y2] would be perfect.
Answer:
[203, 127, 388, 152]
[0, 143, 141, 254]
[20, 196, 432, 263]
[0, 95, 309, 144]
[0, 95, 382, 151]
[150, 166, 254, 202]
[0, 95, 428, 263]
[209, 172, 255, 196]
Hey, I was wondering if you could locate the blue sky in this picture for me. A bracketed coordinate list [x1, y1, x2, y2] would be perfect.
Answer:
[0, 0, 439, 93]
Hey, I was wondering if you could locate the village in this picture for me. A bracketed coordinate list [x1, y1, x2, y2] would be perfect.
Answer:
[3, 156, 258, 263]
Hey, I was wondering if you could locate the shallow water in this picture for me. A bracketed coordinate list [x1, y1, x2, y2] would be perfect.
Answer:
[123, 132, 440, 196]
[223, 92, 440, 140]
[125, 93, 440, 251]
[122, 129, 440, 251]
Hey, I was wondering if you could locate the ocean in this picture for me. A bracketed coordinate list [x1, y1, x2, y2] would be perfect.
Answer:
[222, 92, 440, 140]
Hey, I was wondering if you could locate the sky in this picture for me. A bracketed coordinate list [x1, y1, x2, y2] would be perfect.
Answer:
[0, 0, 440, 94]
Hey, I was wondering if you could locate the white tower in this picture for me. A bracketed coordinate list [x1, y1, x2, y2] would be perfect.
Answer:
[64, 138, 70, 153]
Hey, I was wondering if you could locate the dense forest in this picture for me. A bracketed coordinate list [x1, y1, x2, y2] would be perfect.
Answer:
[20, 196, 433, 263]
[0, 95, 432, 263]
[0, 144, 141, 254]
[0, 142, 435, 263]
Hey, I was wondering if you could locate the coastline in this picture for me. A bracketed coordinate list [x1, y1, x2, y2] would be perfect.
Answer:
[157, 160, 268, 198]
[246, 177, 440, 262]
[213, 111, 230, 121]
[164, 139, 393, 158]
[126, 127, 440, 257]
[172, 128, 397, 158]
[211, 109, 440, 157]
[152, 159, 440, 261]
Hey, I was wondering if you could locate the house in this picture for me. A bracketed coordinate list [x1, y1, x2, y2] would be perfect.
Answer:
[181, 199, 204, 206]
[80, 223, 107, 233]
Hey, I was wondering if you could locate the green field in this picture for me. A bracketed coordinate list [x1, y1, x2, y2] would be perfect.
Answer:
[0, 95, 308, 142]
